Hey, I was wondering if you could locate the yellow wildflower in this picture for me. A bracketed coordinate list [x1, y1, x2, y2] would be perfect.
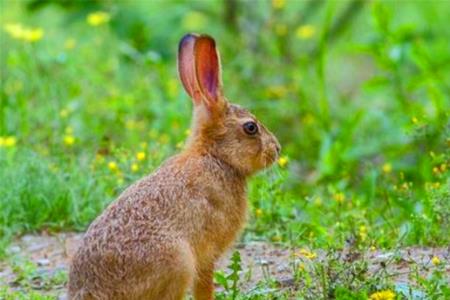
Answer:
[255, 208, 263, 218]
[87, 11, 111, 26]
[369, 290, 395, 300]
[382, 163, 392, 174]
[272, 235, 281, 242]
[63, 135, 75, 146]
[108, 161, 118, 172]
[4, 23, 44, 42]
[4, 23, 25, 39]
[1, 136, 17, 147]
[278, 156, 288, 168]
[23, 28, 43, 42]
[296, 25, 316, 39]
[296, 249, 317, 259]
[431, 256, 441, 266]
[333, 192, 345, 204]
[136, 151, 146, 161]
[401, 182, 409, 190]
[131, 163, 139, 173]
[412, 116, 419, 124]
[272, 0, 285, 9]
[298, 263, 305, 271]
[440, 163, 447, 172]
[185, 129, 192, 137]
[370, 246, 376, 251]
[359, 225, 368, 241]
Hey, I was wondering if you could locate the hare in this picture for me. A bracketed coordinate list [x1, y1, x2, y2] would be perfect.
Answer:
[68, 33, 280, 300]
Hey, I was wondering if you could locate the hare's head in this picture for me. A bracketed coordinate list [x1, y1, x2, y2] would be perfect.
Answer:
[178, 34, 280, 176]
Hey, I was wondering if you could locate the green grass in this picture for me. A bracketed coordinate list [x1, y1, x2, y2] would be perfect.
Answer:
[0, 0, 449, 298]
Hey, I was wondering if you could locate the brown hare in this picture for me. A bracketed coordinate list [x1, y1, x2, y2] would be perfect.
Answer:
[68, 33, 280, 300]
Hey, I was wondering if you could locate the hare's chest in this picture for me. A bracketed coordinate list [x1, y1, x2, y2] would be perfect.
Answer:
[198, 193, 247, 255]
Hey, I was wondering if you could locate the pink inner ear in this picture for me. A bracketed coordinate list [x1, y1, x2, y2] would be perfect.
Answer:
[204, 69, 217, 96]
[194, 36, 221, 105]
[178, 34, 201, 105]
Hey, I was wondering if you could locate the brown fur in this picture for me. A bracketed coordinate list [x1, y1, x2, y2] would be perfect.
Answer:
[68, 34, 280, 300]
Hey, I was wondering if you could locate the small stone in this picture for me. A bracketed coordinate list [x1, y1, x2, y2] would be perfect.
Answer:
[36, 258, 50, 266]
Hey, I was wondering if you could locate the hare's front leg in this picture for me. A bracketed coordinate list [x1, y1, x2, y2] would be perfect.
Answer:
[193, 263, 214, 300]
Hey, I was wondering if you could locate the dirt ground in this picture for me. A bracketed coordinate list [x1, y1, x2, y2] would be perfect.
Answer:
[1, 233, 449, 299]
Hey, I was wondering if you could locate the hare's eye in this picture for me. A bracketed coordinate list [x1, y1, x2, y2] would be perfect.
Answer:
[243, 121, 258, 135]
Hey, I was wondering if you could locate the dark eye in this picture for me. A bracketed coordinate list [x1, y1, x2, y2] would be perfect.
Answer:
[243, 121, 258, 135]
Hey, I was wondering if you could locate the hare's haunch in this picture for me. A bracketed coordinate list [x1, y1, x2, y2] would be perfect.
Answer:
[68, 33, 280, 300]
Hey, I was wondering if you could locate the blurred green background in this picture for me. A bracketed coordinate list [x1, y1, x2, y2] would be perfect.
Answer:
[1, 0, 449, 255]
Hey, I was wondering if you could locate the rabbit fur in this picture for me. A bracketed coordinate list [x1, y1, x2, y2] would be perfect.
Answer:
[68, 33, 280, 300]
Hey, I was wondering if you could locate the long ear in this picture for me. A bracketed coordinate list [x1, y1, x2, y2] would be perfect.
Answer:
[194, 35, 223, 110]
[178, 33, 202, 105]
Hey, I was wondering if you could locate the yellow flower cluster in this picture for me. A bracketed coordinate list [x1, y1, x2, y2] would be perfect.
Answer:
[136, 151, 146, 161]
[131, 163, 139, 172]
[108, 161, 118, 172]
[369, 290, 395, 300]
[86, 11, 111, 26]
[396, 182, 412, 191]
[0, 136, 17, 148]
[296, 25, 316, 39]
[333, 192, 345, 204]
[425, 181, 441, 190]
[359, 225, 368, 241]
[382, 163, 392, 174]
[431, 256, 441, 266]
[272, 0, 285, 10]
[296, 248, 317, 259]
[271, 235, 281, 242]
[63, 135, 75, 146]
[63, 127, 75, 147]
[278, 156, 288, 168]
[432, 163, 447, 175]
[4, 23, 44, 42]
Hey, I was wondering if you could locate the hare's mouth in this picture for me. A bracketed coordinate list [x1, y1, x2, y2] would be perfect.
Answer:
[261, 150, 278, 168]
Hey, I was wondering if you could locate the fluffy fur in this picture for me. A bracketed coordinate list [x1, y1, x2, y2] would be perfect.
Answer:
[68, 33, 280, 300]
